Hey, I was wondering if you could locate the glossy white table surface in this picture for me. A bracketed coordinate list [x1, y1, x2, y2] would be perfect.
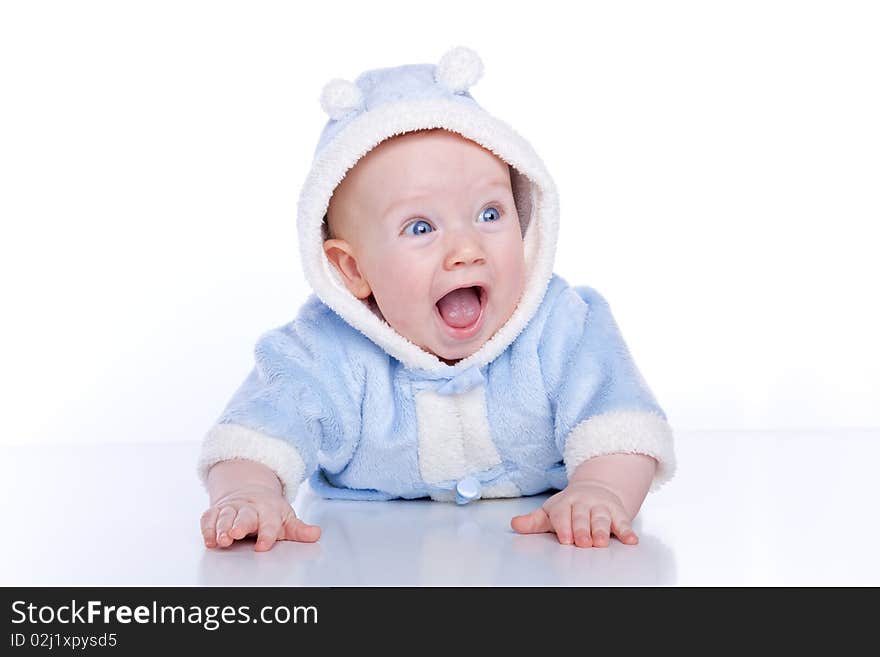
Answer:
[2, 429, 877, 586]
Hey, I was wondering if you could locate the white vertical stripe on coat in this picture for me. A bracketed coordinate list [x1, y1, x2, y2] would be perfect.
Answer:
[415, 385, 520, 500]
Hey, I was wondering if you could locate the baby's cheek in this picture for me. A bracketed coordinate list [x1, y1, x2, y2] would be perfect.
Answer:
[374, 283, 428, 338]
[497, 247, 526, 308]
[397, 302, 431, 340]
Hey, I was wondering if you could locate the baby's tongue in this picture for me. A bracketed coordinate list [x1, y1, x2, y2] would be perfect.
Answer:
[436, 287, 481, 328]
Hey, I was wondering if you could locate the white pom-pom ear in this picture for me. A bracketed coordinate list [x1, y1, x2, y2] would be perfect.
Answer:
[435, 46, 484, 94]
[319, 78, 365, 120]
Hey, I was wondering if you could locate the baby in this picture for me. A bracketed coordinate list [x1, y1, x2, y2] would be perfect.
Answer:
[198, 47, 676, 552]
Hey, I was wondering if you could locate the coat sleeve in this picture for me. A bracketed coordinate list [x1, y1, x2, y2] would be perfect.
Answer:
[196, 306, 363, 504]
[539, 284, 676, 492]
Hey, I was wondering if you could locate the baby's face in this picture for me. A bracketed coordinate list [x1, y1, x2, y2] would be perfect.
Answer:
[323, 129, 526, 365]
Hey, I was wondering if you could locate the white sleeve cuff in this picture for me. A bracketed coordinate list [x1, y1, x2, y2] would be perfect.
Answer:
[196, 423, 307, 504]
[562, 410, 676, 492]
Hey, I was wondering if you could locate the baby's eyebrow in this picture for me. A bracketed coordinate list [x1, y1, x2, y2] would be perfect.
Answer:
[382, 193, 431, 219]
[382, 179, 511, 219]
[478, 179, 513, 194]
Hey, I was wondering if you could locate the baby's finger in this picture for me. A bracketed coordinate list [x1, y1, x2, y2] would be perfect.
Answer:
[282, 515, 322, 543]
[510, 507, 552, 534]
[230, 505, 259, 540]
[200, 507, 220, 548]
[590, 505, 613, 548]
[547, 507, 573, 545]
[611, 512, 639, 545]
[255, 509, 283, 552]
[571, 504, 592, 548]
[215, 505, 238, 547]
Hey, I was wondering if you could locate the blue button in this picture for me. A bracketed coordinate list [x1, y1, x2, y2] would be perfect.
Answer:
[455, 476, 482, 505]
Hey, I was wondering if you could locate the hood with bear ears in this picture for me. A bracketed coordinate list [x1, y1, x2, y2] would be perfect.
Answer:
[296, 46, 560, 374]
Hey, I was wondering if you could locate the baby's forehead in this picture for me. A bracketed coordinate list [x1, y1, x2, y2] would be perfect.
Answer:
[362, 132, 510, 185]
[324, 129, 514, 240]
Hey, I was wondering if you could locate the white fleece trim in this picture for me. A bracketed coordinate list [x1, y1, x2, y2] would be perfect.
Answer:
[562, 410, 676, 492]
[458, 387, 505, 473]
[298, 96, 559, 373]
[414, 385, 501, 485]
[196, 423, 307, 504]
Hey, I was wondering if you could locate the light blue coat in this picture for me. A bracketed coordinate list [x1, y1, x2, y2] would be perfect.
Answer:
[199, 273, 676, 504]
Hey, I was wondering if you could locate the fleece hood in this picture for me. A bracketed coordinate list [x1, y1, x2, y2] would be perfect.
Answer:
[296, 46, 560, 373]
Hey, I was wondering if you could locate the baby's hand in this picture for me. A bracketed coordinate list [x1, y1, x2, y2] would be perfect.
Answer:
[510, 481, 639, 548]
[200, 485, 321, 552]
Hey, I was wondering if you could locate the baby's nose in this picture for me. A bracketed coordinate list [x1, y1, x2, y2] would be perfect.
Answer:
[444, 238, 487, 268]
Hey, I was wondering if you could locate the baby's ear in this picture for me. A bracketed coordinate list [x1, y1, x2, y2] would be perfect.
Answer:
[322, 239, 372, 300]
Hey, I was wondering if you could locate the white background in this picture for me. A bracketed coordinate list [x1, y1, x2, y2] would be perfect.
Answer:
[2, 0, 878, 447]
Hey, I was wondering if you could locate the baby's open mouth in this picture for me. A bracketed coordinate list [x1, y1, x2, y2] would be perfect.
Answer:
[436, 285, 487, 329]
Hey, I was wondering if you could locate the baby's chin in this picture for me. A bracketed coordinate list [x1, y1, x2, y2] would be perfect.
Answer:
[410, 332, 485, 365]
[425, 337, 488, 365]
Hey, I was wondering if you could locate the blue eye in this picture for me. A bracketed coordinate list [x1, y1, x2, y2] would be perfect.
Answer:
[404, 219, 434, 236]
[479, 206, 501, 222]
